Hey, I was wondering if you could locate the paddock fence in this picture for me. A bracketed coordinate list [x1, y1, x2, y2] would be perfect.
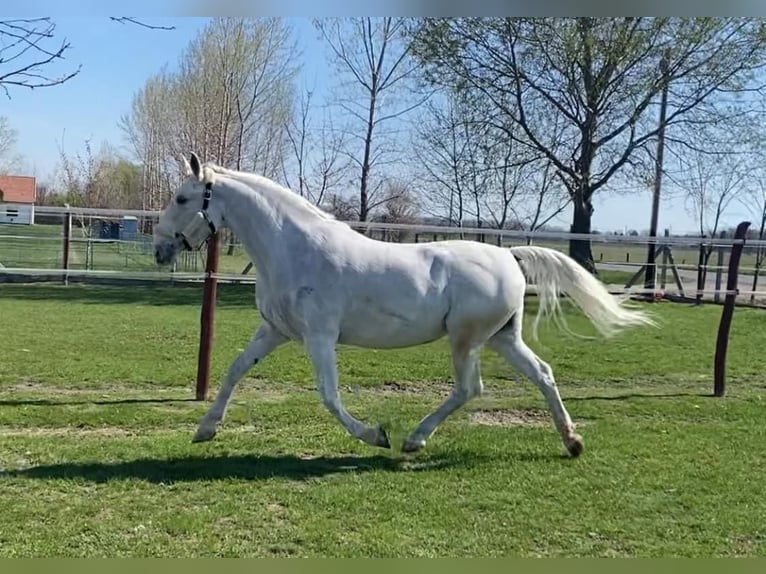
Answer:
[2, 206, 766, 307]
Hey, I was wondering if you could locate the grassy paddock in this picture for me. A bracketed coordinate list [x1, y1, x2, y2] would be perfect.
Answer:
[0, 283, 765, 557]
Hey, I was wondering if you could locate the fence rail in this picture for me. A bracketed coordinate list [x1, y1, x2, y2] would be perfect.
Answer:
[28, 205, 766, 247]
[2, 207, 766, 306]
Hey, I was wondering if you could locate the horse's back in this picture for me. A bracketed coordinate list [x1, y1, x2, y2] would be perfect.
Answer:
[331, 237, 525, 348]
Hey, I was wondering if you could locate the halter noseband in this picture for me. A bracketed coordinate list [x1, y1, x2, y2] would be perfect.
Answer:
[175, 181, 217, 251]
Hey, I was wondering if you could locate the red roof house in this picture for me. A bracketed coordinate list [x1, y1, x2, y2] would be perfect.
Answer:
[0, 175, 36, 204]
[0, 175, 36, 224]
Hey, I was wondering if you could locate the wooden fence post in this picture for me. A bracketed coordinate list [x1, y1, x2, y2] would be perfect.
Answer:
[713, 221, 750, 398]
[196, 232, 220, 401]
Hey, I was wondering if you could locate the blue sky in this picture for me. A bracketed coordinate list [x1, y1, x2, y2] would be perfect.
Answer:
[2, 16, 753, 234]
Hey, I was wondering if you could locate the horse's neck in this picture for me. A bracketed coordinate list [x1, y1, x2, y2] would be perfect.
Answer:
[216, 175, 315, 283]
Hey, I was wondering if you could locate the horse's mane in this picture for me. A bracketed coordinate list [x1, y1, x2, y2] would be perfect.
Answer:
[202, 163, 336, 222]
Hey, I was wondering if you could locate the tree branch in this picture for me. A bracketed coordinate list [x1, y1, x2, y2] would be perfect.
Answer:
[109, 17, 176, 31]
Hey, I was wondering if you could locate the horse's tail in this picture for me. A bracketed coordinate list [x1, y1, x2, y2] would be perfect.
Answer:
[508, 245, 657, 341]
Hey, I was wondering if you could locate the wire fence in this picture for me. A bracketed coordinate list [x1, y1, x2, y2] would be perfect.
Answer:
[2, 206, 766, 306]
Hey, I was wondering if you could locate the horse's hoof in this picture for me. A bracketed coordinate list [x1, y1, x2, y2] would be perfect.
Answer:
[361, 425, 390, 448]
[565, 434, 584, 458]
[192, 426, 217, 443]
[401, 437, 426, 453]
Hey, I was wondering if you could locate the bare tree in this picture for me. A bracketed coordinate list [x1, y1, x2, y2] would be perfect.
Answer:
[0, 116, 23, 174]
[282, 88, 352, 207]
[665, 125, 752, 288]
[57, 137, 143, 211]
[322, 192, 358, 220]
[119, 70, 179, 212]
[521, 158, 571, 234]
[373, 179, 420, 241]
[0, 18, 79, 98]
[120, 17, 299, 225]
[314, 17, 429, 221]
[413, 92, 569, 233]
[411, 17, 766, 272]
[739, 174, 766, 300]
[0, 17, 173, 99]
[412, 94, 479, 228]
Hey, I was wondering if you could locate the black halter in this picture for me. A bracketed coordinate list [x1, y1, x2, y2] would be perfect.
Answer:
[174, 181, 217, 251]
[201, 181, 217, 234]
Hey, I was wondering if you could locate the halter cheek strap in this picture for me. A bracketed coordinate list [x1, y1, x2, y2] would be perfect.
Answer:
[201, 182, 217, 235]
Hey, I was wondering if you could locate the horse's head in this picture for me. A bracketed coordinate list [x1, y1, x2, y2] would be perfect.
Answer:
[153, 152, 224, 265]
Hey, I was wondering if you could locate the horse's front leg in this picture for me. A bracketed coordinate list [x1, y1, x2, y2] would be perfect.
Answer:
[304, 334, 390, 449]
[193, 322, 287, 442]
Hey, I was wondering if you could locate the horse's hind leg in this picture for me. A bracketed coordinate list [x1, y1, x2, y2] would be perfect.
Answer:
[487, 316, 583, 457]
[402, 333, 484, 453]
[193, 322, 287, 443]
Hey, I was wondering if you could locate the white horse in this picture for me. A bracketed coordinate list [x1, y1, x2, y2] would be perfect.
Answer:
[153, 153, 655, 457]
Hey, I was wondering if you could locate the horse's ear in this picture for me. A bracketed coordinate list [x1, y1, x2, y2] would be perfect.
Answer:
[189, 152, 202, 180]
[181, 155, 193, 177]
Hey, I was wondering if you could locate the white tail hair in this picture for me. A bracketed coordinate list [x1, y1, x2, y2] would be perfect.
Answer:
[509, 245, 658, 340]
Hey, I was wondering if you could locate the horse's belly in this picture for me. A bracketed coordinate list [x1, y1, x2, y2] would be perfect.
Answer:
[337, 302, 448, 348]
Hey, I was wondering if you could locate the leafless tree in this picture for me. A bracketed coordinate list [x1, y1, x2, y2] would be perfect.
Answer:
[413, 92, 569, 233]
[322, 192, 358, 220]
[664, 123, 753, 288]
[412, 17, 766, 272]
[120, 18, 298, 245]
[282, 88, 352, 207]
[314, 17, 429, 221]
[0, 116, 23, 174]
[0, 17, 174, 99]
[739, 172, 766, 300]
[119, 70, 179, 212]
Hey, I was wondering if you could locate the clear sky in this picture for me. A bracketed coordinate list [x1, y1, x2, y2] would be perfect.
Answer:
[2, 16, 755, 234]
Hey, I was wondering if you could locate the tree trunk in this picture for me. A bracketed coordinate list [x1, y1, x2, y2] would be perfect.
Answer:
[359, 91, 377, 222]
[569, 192, 596, 273]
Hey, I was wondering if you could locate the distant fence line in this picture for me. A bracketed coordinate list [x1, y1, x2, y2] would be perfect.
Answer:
[3, 206, 766, 307]
[28, 205, 766, 249]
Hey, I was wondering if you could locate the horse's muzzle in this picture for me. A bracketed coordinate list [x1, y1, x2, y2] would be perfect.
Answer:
[154, 241, 178, 265]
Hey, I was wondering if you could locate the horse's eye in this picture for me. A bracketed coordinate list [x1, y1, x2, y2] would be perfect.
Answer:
[176, 195, 188, 205]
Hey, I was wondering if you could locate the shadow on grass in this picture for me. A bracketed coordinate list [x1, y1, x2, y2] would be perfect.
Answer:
[0, 282, 257, 308]
[0, 397, 199, 407]
[566, 391, 713, 402]
[1, 449, 564, 483]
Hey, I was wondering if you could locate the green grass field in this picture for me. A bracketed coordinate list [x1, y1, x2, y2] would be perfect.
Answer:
[0, 283, 765, 557]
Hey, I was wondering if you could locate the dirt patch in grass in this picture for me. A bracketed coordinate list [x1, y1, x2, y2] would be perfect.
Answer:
[0, 426, 148, 438]
[468, 408, 590, 428]
[238, 379, 311, 402]
[468, 408, 551, 427]
[369, 380, 454, 396]
[7, 380, 187, 397]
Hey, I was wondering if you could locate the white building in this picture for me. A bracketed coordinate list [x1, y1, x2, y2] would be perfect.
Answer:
[0, 175, 36, 225]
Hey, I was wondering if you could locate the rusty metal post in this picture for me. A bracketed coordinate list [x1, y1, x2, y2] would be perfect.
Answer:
[196, 232, 220, 401]
[713, 221, 750, 398]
